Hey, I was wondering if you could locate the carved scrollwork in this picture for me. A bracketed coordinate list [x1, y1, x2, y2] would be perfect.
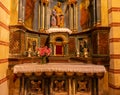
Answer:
[78, 81, 88, 91]
[28, 80, 42, 94]
[53, 80, 66, 92]
[77, 77, 89, 92]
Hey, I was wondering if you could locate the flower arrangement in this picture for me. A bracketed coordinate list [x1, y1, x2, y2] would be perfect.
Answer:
[37, 46, 51, 64]
[37, 46, 51, 57]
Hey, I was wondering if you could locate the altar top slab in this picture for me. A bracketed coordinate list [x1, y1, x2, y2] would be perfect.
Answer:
[13, 63, 106, 74]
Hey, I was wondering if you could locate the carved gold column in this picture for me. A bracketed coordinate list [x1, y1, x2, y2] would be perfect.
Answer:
[22, 0, 26, 23]
[50, 78, 53, 94]
[69, 4, 72, 29]
[40, 1, 44, 30]
[66, 44, 69, 56]
[71, 5, 73, 30]
[76, 38, 80, 57]
[96, 0, 101, 25]
[20, 76, 25, 95]
[93, 0, 97, 26]
[72, 79, 76, 95]
[44, 1, 49, 30]
[92, 78, 98, 95]
[68, 0, 77, 31]
[75, 3, 78, 31]
[38, 3, 41, 29]
[54, 44, 56, 56]
[18, 0, 23, 23]
[68, 78, 72, 95]
[73, 4, 76, 31]
[21, 76, 25, 95]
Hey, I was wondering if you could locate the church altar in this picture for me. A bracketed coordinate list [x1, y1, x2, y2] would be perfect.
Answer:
[13, 63, 106, 74]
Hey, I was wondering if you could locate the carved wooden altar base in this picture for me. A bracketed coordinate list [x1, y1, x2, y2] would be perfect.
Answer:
[12, 63, 105, 95]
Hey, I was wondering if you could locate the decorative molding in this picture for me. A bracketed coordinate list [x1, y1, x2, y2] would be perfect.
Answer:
[109, 22, 120, 27]
[109, 38, 120, 43]
[0, 21, 9, 31]
[109, 83, 120, 89]
[0, 76, 9, 85]
[109, 68, 120, 74]
[0, 40, 9, 46]
[0, 2, 10, 15]
[0, 58, 8, 64]
[110, 54, 120, 59]
[108, 7, 120, 14]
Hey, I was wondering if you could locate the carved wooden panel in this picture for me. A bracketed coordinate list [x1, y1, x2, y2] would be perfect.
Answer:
[51, 77, 68, 95]
[69, 37, 76, 56]
[9, 30, 25, 57]
[26, 79, 43, 95]
[76, 77, 90, 92]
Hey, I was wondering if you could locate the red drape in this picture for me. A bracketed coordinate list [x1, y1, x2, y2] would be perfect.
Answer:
[56, 45, 62, 55]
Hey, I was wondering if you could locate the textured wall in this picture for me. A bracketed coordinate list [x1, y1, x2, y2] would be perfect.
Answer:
[0, 0, 10, 95]
[108, 0, 120, 95]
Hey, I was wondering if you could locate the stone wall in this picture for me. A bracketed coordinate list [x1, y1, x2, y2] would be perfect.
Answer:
[108, 0, 120, 95]
[0, 0, 10, 95]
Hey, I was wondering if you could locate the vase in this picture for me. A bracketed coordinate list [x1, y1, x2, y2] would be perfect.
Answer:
[40, 57, 47, 64]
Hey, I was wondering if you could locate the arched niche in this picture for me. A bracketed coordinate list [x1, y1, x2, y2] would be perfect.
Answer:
[49, 32, 69, 56]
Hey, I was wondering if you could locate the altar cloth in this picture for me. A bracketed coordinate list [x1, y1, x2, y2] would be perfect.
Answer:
[13, 63, 106, 74]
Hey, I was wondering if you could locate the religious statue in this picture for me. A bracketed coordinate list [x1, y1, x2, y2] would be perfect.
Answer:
[80, 0, 90, 30]
[51, 9, 57, 27]
[51, 2, 64, 27]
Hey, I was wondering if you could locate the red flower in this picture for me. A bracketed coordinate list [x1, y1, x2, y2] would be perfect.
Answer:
[37, 46, 51, 57]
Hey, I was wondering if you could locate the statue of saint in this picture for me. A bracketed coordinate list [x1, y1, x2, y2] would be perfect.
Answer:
[50, 9, 57, 27]
[51, 2, 64, 27]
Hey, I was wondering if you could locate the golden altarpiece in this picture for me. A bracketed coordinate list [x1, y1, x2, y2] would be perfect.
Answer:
[9, 0, 110, 95]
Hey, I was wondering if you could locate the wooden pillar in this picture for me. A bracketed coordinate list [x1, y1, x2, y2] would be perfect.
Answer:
[40, 2, 44, 30]
[53, 44, 56, 56]
[72, 79, 76, 95]
[93, 0, 97, 25]
[44, 3, 48, 30]
[68, 78, 72, 95]
[22, 0, 26, 23]
[76, 38, 80, 57]
[33, 0, 39, 31]
[18, 0, 23, 23]
[20, 76, 25, 95]
[66, 44, 69, 56]
[38, 3, 41, 30]
[96, 0, 101, 25]
[50, 78, 53, 95]
[92, 78, 98, 95]
[24, 78, 27, 95]
[69, 5, 72, 29]
[73, 3, 77, 32]
[76, 3, 78, 31]
[71, 5, 73, 30]
[98, 78, 104, 95]
[44, 78, 48, 95]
